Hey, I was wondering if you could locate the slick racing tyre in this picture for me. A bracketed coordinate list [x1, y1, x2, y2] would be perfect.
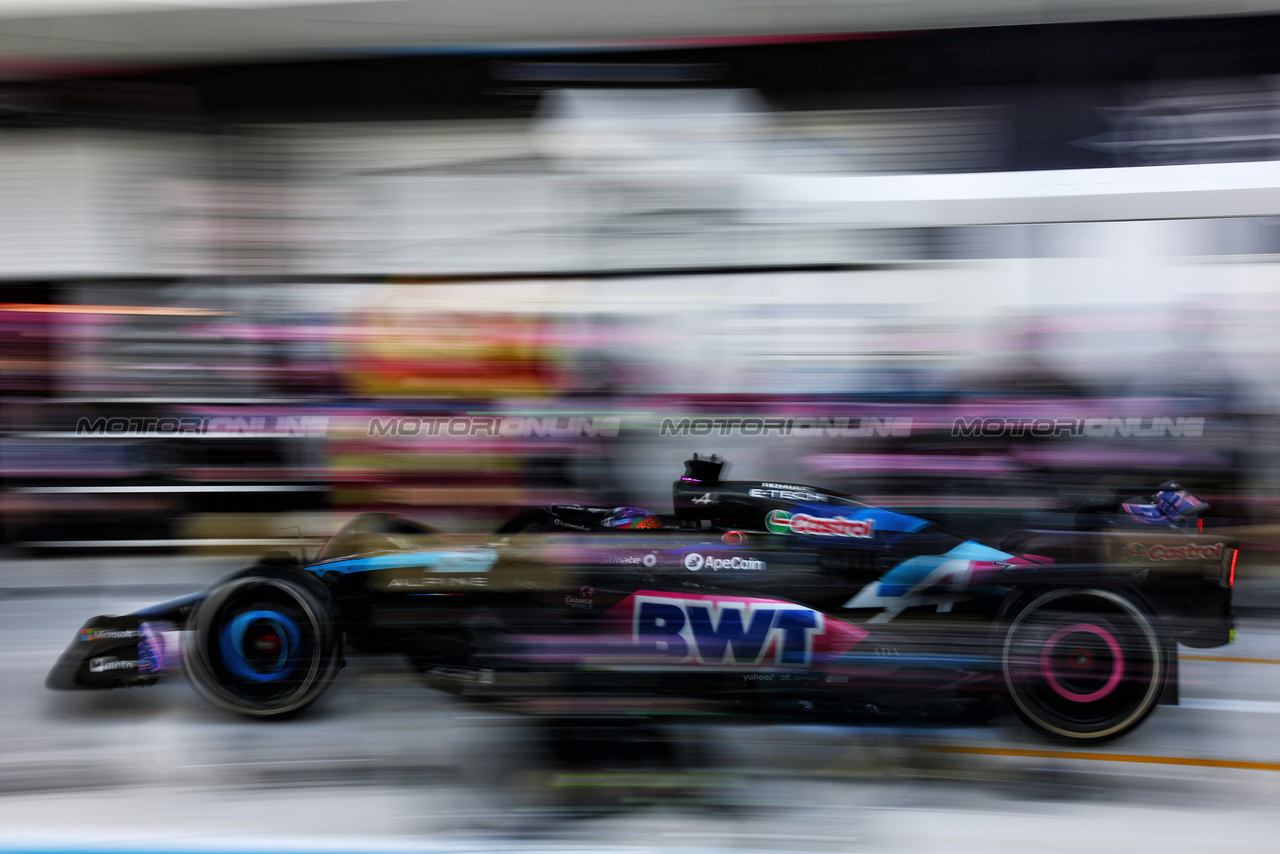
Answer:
[1002, 588, 1164, 742]
[185, 570, 339, 717]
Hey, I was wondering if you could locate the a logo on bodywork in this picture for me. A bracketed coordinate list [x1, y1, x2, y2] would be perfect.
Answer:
[1121, 543, 1148, 563]
[684, 552, 766, 571]
[80, 628, 138, 643]
[1123, 542, 1223, 562]
[386, 575, 489, 588]
[606, 552, 659, 567]
[749, 488, 826, 502]
[617, 591, 868, 667]
[766, 510, 875, 539]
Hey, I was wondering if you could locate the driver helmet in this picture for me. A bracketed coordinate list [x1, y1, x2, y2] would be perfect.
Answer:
[601, 507, 663, 530]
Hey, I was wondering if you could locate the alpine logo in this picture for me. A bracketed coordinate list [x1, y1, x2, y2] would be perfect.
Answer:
[386, 575, 489, 588]
[630, 593, 861, 666]
[765, 509, 875, 539]
[1122, 542, 1225, 562]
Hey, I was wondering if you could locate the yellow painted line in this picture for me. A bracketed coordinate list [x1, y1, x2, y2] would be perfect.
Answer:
[1180, 654, 1280, 665]
[923, 744, 1280, 772]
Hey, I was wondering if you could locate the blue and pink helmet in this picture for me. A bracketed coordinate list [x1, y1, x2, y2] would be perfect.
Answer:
[602, 507, 663, 530]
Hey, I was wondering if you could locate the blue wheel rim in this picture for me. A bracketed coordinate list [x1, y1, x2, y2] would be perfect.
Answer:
[219, 610, 301, 683]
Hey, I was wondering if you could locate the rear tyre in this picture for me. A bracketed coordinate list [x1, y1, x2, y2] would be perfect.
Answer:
[1002, 588, 1164, 742]
[185, 571, 339, 717]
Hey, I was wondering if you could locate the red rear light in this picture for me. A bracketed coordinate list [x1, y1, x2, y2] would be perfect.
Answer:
[1230, 549, 1238, 587]
[1198, 518, 1203, 535]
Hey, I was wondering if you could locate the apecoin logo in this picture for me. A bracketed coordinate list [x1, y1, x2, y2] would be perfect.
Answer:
[683, 552, 766, 571]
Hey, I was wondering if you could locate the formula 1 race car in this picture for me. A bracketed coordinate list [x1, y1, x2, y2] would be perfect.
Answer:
[48, 455, 1236, 742]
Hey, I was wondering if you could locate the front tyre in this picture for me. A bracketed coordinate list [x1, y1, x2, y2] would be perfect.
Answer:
[185, 573, 339, 717]
[1002, 589, 1164, 742]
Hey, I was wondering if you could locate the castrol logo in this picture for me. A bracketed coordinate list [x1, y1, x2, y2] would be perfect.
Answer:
[1122, 542, 1224, 563]
[766, 509, 875, 539]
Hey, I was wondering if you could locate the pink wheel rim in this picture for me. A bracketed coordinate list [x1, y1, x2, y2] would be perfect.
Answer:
[1040, 623, 1124, 702]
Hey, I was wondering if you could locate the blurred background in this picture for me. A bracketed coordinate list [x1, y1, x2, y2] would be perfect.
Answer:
[7, 1, 1280, 851]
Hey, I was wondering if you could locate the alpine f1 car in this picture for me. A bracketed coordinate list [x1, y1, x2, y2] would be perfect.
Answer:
[48, 455, 1236, 742]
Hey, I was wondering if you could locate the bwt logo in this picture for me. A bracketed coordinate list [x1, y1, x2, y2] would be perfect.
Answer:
[632, 594, 824, 666]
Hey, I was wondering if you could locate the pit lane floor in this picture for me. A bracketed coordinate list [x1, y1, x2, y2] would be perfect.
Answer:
[4, 555, 1280, 854]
